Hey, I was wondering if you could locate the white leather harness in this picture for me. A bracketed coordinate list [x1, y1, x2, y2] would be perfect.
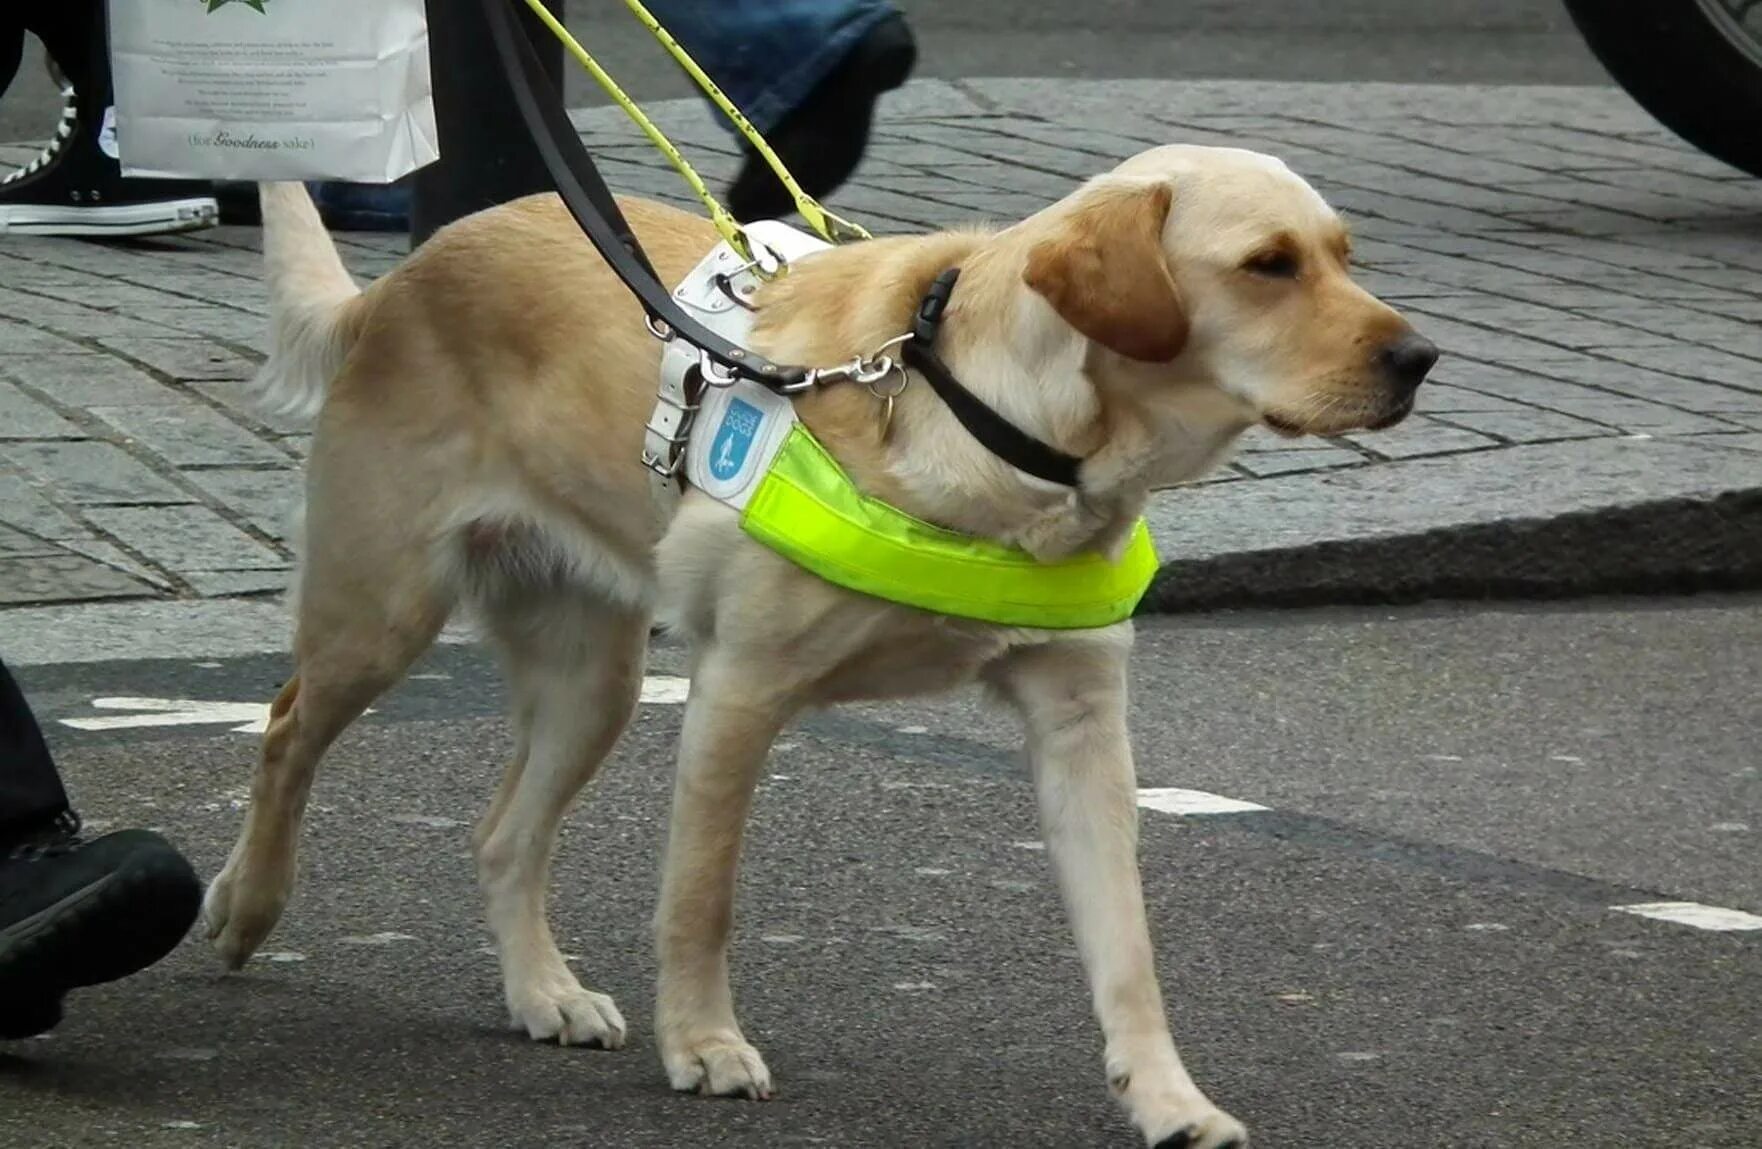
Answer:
[644, 220, 832, 515]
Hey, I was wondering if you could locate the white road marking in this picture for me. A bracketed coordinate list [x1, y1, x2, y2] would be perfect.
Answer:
[62, 697, 274, 733]
[340, 931, 417, 946]
[60, 675, 695, 736]
[641, 675, 691, 704]
[1136, 787, 1268, 816]
[388, 814, 461, 829]
[1613, 902, 1762, 932]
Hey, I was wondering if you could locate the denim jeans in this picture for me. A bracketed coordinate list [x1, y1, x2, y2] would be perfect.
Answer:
[657, 0, 900, 136]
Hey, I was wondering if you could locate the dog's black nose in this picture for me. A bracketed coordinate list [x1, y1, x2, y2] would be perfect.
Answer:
[1378, 333, 1439, 392]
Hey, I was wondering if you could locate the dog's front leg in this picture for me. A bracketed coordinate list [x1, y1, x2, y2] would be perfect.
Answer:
[993, 641, 1248, 1149]
[654, 646, 790, 1100]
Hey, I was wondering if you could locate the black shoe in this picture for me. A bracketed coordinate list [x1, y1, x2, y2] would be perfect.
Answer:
[726, 13, 917, 222]
[0, 820, 202, 1038]
[0, 85, 218, 238]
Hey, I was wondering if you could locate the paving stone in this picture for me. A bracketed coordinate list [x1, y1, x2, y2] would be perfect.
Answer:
[9, 441, 191, 505]
[58, 538, 176, 591]
[0, 523, 62, 558]
[1683, 432, 1762, 455]
[0, 553, 155, 605]
[181, 467, 302, 539]
[1553, 400, 1742, 437]
[1415, 381, 1534, 413]
[0, 473, 90, 540]
[7, 353, 186, 406]
[1235, 427, 1356, 453]
[1444, 410, 1618, 444]
[1344, 417, 1499, 459]
[127, 305, 270, 346]
[185, 569, 293, 598]
[188, 379, 310, 436]
[1235, 447, 1366, 476]
[95, 336, 261, 382]
[1600, 344, 1762, 391]
[0, 381, 82, 438]
[82, 505, 286, 572]
[90, 401, 286, 467]
[0, 319, 85, 355]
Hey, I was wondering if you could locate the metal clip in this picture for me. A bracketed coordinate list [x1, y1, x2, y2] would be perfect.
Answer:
[698, 347, 742, 389]
[711, 271, 759, 312]
[640, 447, 686, 478]
[645, 313, 675, 342]
[800, 332, 913, 391]
[867, 361, 910, 443]
[725, 236, 785, 281]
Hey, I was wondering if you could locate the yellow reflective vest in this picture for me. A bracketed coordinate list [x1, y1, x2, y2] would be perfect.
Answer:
[739, 425, 1159, 629]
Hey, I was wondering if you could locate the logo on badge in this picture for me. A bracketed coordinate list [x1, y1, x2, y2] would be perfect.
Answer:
[709, 398, 763, 482]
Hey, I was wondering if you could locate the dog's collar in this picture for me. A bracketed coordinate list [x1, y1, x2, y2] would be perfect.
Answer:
[902, 269, 1087, 489]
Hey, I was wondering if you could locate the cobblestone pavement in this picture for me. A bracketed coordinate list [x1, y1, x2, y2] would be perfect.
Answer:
[2, 80, 1760, 624]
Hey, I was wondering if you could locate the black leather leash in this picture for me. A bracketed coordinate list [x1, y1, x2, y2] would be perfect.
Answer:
[479, 0, 805, 388]
[479, 0, 1084, 487]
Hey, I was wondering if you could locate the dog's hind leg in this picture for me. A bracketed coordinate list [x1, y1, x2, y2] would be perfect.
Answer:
[475, 591, 648, 1049]
[204, 487, 452, 969]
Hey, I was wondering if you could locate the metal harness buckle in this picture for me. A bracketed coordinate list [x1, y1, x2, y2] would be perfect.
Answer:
[799, 333, 913, 392]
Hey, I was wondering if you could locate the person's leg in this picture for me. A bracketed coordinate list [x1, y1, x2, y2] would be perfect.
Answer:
[0, 0, 217, 238]
[658, 0, 899, 136]
[1, 14, 25, 101]
[0, 655, 201, 1040]
[0, 657, 72, 844]
[652, 0, 915, 220]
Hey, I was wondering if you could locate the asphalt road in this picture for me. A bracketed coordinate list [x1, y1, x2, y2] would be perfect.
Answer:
[0, 0, 1607, 145]
[4, 599, 1758, 1148]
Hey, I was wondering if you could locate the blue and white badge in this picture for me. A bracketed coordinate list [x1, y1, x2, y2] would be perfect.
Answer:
[686, 380, 798, 509]
[709, 398, 763, 481]
[660, 219, 827, 512]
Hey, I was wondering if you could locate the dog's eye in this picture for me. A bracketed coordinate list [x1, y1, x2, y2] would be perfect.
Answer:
[1243, 250, 1299, 278]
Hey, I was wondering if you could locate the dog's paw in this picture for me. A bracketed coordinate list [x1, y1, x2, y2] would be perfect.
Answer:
[508, 981, 627, 1049]
[1116, 1071, 1248, 1149]
[202, 863, 288, 970]
[1141, 1105, 1249, 1149]
[661, 1029, 773, 1100]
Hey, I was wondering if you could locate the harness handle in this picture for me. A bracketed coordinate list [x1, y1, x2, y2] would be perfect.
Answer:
[480, 0, 809, 389]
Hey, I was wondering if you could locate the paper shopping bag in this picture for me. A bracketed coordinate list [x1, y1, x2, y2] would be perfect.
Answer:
[108, 0, 439, 182]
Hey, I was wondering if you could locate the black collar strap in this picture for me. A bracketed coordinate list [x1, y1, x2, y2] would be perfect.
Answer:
[901, 269, 1086, 488]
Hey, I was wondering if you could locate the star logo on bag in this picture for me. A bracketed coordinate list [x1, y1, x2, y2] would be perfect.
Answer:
[204, 0, 269, 12]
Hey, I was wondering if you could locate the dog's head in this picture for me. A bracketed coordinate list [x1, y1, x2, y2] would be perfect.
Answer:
[1012, 145, 1435, 442]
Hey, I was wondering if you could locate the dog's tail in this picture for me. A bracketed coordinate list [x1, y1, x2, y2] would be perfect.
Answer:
[251, 182, 370, 421]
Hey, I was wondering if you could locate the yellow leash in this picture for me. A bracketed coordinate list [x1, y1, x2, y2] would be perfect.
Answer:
[518, 0, 872, 263]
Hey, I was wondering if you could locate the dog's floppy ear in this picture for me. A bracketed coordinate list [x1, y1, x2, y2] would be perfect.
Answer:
[1022, 182, 1187, 363]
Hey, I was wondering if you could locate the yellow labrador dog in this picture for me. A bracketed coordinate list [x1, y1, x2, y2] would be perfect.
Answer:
[205, 145, 1435, 1148]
